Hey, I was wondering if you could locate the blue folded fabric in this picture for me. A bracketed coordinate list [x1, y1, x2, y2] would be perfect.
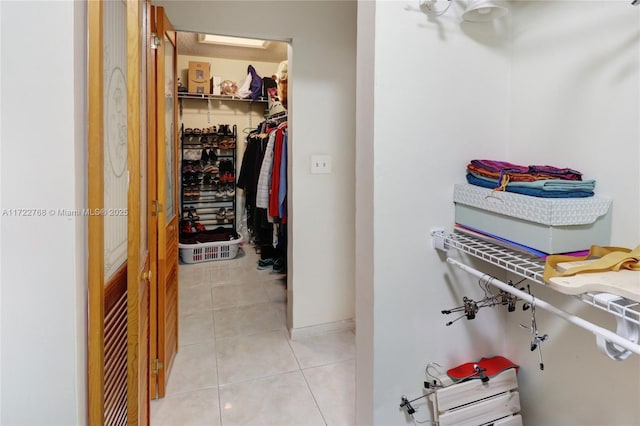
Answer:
[468, 171, 596, 192]
[466, 174, 594, 198]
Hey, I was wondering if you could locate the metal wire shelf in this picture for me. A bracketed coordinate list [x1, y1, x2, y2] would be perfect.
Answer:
[432, 230, 640, 327]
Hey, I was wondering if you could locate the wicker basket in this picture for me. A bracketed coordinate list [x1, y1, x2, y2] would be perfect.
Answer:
[179, 235, 243, 264]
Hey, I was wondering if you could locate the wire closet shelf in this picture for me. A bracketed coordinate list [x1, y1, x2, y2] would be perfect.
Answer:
[432, 230, 640, 328]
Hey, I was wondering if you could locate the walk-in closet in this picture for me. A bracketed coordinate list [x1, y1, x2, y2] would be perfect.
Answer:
[151, 29, 356, 425]
[15, 1, 640, 425]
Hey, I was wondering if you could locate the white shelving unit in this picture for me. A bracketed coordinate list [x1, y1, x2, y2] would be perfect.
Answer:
[177, 92, 269, 102]
[431, 229, 640, 360]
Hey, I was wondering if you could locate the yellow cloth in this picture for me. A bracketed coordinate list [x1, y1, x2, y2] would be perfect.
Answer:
[543, 245, 640, 282]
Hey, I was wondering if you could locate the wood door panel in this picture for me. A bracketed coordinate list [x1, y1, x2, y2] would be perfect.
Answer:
[153, 6, 179, 399]
[103, 266, 128, 426]
[89, 0, 149, 424]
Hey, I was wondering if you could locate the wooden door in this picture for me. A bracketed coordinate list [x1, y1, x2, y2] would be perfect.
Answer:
[88, 0, 150, 425]
[149, 5, 180, 399]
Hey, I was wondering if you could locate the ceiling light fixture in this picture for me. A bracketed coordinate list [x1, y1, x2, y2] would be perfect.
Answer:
[197, 34, 269, 49]
[462, 0, 508, 22]
[419, 0, 509, 22]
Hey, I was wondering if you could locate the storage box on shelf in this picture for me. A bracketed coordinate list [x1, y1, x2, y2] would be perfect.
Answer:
[187, 61, 211, 94]
[453, 183, 612, 254]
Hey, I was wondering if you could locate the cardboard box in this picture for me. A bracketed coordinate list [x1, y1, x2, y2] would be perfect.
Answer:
[188, 61, 211, 94]
[453, 183, 612, 254]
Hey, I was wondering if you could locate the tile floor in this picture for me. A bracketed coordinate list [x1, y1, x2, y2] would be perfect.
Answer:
[151, 244, 356, 426]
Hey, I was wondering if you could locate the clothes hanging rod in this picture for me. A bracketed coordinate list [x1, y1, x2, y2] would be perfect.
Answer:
[446, 257, 640, 358]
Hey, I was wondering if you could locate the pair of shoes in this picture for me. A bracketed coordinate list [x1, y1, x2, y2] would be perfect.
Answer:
[219, 140, 236, 150]
[218, 124, 231, 136]
[203, 164, 219, 174]
[216, 208, 227, 220]
[185, 207, 199, 221]
[184, 189, 201, 198]
[181, 220, 196, 234]
[220, 172, 235, 184]
[257, 258, 273, 270]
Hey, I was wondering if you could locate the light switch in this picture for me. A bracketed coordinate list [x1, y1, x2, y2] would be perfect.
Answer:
[311, 155, 332, 174]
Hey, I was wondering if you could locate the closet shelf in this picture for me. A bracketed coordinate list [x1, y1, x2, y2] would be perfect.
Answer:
[431, 230, 640, 326]
[178, 92, 268, 102]
[431, 229, 640, 360]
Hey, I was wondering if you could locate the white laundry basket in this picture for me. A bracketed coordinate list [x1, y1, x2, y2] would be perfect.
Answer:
[179, 234, 243, 263]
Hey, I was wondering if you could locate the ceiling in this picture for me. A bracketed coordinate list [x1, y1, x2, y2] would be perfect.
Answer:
[177, 32, 288, 63]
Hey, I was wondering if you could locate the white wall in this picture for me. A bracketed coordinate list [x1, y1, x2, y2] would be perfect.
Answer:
[157, 1, 357, 330]
[0, 1, 87, 424]
[361, 1, 512, 424]
[360, 0, 640, 425]
[506, 2, 640, 424]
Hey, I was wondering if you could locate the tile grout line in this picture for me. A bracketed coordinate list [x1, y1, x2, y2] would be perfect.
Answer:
[211, 280, 224, 426]
[285, 334, 329, 426]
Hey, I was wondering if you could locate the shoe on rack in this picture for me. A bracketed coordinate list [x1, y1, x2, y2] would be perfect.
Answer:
[225, 210, 235, 221]
[215, 187, 224, 199]
[216, 208, 226, 220]
[226, 186, 235, 197]
[189, 207, 200, 221]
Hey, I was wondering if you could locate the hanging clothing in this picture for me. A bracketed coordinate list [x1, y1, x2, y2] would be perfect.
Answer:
[269, 125, 286, 219]
[256, 129, 278, 209]
[238, 116, 288, 272]
[278, 130, 288, 221]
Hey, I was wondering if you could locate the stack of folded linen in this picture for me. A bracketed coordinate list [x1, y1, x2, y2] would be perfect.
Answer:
[466, 159, 595, 198]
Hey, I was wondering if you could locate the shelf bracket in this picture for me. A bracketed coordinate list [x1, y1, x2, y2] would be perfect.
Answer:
[593, 294, 640, 360]
[430, 228, 448, 251]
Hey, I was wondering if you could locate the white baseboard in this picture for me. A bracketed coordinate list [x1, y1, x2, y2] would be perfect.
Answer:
[289, 319, 355, 341]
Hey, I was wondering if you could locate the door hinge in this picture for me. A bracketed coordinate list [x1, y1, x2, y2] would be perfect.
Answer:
[151, 200, 164, 216]
[151, 358, 163, 376]
[150, 33, 161, 49]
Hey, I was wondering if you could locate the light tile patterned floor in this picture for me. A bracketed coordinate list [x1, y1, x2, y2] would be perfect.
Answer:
[151, 244, 355, 426]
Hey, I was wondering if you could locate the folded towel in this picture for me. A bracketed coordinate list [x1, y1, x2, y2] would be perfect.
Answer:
[470, 159, 583, 180]
[467, 170, 596, 192]
[466, 174, 594, 198]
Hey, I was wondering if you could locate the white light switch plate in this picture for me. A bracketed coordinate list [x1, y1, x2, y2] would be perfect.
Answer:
[311, 155, 332, 174]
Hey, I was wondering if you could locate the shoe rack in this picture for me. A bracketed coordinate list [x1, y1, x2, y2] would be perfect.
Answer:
[180, 123, 237, 236]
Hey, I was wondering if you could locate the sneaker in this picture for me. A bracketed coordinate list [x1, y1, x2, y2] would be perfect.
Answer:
[257, 258, 273, 270]
[272, 257, 286, 273]
[226, 186, 236, 197]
